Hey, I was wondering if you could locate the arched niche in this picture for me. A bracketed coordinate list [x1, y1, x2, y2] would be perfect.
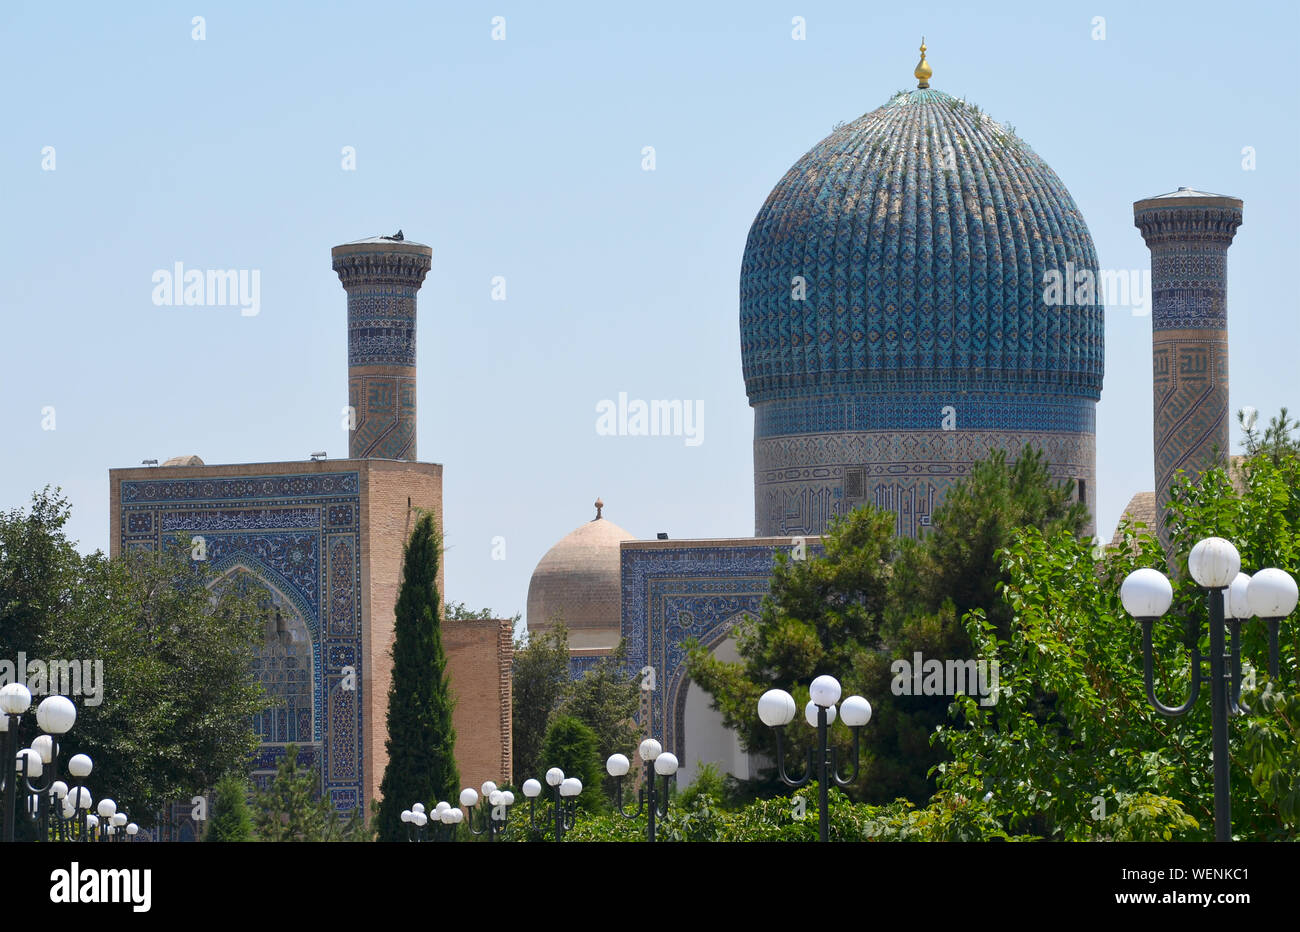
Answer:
[211, 564, 320, 747]
[679, 614, 757, 786]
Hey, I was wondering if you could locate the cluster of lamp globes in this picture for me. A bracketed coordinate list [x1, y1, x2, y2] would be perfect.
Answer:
[606, 738, 679, 780]
[400, 800, 465, 829]
[0, 684, 138, 839]
[522, 768, 583, 801]
[1120, 537, 1299, 623]
[401, 780, 525, 829]
[756, 675, 873, 729]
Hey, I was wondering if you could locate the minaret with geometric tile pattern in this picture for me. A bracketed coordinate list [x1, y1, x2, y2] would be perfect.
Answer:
[1133, 188, 1243, 545]
[331, 234, 433, 460]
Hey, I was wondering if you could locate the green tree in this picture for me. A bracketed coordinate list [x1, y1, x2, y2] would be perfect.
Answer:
[540, 715, 604, 812]
[934, 415, 1300, 840]
[686, 446, 1088, 804]
[1239, 406, 1300, 463]
[253, 744, 369, 841]
[511, 621, 571, 785]
[868, 446, 1088, 802]
[1, 488, 269, 837]
[0, 487, 79, 654]
[685, 504, 897, 799]
[557, 639, 640, 797]
[446, 601, 519, 623]
[375, 513, 459, 843]
[205, 773, 254, 842]
[888, 446, 1087, 639]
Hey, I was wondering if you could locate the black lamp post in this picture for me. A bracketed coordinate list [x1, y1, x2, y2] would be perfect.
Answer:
[460, 782, 513, 842]
[1, 691, 79, 843]
[520, 768, 583, 842]
[1122, 536, 1299, 842]
[50, 753, 94, 842]
[757, 674, 872, 843]
[401, 804, 430, 842]
[403, 801, 463, 841]
[1, 683, 34, 842]
[607, 739, 678, 842]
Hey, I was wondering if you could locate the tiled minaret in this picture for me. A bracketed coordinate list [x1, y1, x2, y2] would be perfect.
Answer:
[331, 233, 433, 460]
[1133, 189, 1243, 544]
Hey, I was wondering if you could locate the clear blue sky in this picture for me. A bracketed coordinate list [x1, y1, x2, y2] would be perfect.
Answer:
[3, 0, 1297, 632]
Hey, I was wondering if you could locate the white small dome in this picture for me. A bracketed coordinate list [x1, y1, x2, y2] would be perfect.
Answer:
[526, 499, 634, 650]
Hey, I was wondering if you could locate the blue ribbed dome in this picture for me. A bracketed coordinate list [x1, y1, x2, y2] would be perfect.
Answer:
[740, 87, 1104, 405]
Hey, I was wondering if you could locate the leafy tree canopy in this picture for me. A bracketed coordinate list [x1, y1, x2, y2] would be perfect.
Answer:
[935, 412, 1300, 840]
[511, 621, 640, 795]
[253, 744, 370, 842]
[1, 488, 268, 836]
[686, 446, 1086, 803]
[511, 621, 571, 786]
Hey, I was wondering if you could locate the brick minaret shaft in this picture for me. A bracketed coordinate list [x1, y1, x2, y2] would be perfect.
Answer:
[1133, 189, 1243, 546]
[331, 236, 433, 460]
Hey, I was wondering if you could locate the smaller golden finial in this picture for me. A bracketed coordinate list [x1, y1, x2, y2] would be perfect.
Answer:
[594, 497, 604, 520]
[914, 36, 932, 89]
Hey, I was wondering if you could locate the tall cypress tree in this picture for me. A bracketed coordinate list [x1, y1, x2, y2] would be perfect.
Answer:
[376, 513, 459, 841]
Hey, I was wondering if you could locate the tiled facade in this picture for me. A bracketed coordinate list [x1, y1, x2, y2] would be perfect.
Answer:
[618, 538, 823, 760]
[112, 461, 370, 810]
[110, 458, 511, 816]
[1133, 189, 1243, 545]
[332, 238, 433, 461]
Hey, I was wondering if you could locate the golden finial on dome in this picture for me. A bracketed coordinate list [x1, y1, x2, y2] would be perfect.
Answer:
[914, 36, 932, 89]
[594, 497, 604, 520]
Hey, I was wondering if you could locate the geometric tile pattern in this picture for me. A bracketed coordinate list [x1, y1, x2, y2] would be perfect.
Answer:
[118, 471, 363, 811]
[755, 427, 1095, 538]
[619, 540, 823, 762]
[1134, 192, 1243, 544]
[755, 393, 1096, 437]
[345, 288, 419, 367]
[740, 87, 1105, 405]
[741, 87, 1104, 537]
[348, 373, 417, 460]
[332, 240, 432, 460]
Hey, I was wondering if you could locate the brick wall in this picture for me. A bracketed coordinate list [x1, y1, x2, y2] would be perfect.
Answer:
[360, 460, 444, 808]
[443, 618, 513, 789]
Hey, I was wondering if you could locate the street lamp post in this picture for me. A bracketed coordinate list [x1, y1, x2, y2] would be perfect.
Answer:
[756, 674, 872, 843]
[607, 738, 678, 842]
[1, 683, 33, 843]
[56, 754, 94, 842]
[461, 782, 513, 841]
[403, 801, 463, 842]
[520, 768, 583, 842]
[2, 690, 79, 843]
[96, 799, 120, 843]
[433, 801, 464, 840]
[1121, 536, 1299, 842]
[401, 803, 429, 842]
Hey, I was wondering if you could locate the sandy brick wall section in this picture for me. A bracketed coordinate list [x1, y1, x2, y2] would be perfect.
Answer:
[443, 619, 513, 789]
[361, 461, 512, 806]
[360, 460, 444, 808]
